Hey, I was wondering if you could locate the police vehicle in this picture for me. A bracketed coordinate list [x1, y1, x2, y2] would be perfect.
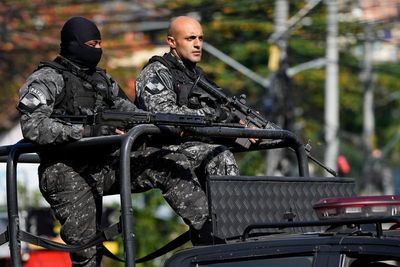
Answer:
[139, 127, 400, 267]
[164, 195, 400, 267]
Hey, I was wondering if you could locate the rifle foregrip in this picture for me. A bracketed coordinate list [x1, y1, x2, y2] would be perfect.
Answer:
[235, 138, 251, 149]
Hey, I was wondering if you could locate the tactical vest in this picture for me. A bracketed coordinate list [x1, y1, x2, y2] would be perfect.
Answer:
[147, 53, 206, 109]
[37, 56, 115, 115]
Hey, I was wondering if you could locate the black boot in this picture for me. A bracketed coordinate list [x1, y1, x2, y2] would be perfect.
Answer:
[190, 218, 225, 246]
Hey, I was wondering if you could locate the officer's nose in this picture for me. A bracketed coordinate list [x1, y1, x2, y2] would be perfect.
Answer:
[194, 38, 202, 48]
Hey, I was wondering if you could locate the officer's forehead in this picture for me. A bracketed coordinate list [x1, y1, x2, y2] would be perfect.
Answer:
[169, 16, 202, 36]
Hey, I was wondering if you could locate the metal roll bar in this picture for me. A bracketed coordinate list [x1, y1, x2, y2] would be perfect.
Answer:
[0, 125, 309, 267]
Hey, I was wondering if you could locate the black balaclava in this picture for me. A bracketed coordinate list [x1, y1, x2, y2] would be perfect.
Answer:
[60, 16, 102, 69]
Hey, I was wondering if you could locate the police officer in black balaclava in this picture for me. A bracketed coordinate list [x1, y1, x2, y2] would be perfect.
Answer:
[60, 16, 103, 69]
[17, 17, 127, 266]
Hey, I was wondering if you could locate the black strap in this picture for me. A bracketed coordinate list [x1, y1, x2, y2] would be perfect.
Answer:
[4, 221, 189, 263]
[0, 229, 8, 246]
[147, 54, 171, 69]
[19, 222, 121, 252]
[38, 60, 67, 73]
[100, 244, 125, 262]
[19, 223, 124, 262]
[136, 230, 190, 263]
[20, 229, 124, 262]
[18, 225, 189, 263]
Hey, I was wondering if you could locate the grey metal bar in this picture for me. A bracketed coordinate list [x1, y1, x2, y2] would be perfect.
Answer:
[119, 125, 170, 266]
[0, 145, 13, 157]
[4, 138, 123, 267]
[6, 142, 37, 267]
[0, 154, 40, 163]
[7, 148, 21, 267]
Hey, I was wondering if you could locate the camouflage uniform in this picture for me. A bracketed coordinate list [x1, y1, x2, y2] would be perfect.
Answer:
[135, 52, 240, 187]
[18, 58, 209, 266]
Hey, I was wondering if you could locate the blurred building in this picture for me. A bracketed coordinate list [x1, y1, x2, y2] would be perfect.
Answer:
[358, 0, 399, 21]
[353, 0, 400, 62]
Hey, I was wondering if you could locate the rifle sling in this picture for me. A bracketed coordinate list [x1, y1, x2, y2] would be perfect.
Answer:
[136, 230, 190, 263]
[18, 222, 123, 261]
[8, 220, 189, 263]
[0, 230, 7, 246]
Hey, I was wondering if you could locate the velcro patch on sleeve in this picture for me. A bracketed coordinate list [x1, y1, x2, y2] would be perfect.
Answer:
[18, 86, 47, 113]
[156, 68, 173, 90]
[145, 82, 165, 95]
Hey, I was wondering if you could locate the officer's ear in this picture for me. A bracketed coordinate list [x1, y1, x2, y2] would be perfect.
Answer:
[167, 35, 176, 49]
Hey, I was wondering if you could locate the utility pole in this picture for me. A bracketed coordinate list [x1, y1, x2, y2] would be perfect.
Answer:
[362, 22, 374, 158]
[266, 0, 289, 176]
[361, 22, 376, 193]
[270, 0, 289, 70]
[324, 0, 339, 174]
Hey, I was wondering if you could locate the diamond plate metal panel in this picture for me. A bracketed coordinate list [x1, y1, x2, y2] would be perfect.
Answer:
[207, 176, 356, 239]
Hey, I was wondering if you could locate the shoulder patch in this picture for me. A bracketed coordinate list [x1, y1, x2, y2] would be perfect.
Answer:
[18, 85, 47, 113]
[144, 81, 165, 95]
[28, 85, 47, 104]
[156, 68, 173, 90]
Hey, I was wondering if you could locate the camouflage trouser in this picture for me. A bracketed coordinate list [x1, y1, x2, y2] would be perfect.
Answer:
[38, 143, 238, 267]
[171, 141, 240, 190]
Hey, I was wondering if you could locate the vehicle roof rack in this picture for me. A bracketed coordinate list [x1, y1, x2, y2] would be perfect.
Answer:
[241, 216, 400, 240]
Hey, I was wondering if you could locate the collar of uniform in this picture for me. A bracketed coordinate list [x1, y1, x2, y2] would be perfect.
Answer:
[168, 52, 197, 75]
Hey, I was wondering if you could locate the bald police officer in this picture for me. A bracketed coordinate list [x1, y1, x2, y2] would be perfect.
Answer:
[136, 16, 241, 244]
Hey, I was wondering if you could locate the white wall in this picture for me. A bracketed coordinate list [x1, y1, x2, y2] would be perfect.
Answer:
[0, 123, 43, 207]
[0, 123, 122, 207]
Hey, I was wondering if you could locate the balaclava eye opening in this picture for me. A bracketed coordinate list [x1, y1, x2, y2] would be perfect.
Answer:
[60, 16, 102, 69]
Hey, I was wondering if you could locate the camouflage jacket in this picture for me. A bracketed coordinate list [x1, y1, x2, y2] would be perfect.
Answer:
[135, 52, 216, 117]
[18, 58, 138, 145]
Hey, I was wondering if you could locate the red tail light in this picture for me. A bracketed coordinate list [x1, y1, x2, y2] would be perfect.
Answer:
[313, 195, 400, 220]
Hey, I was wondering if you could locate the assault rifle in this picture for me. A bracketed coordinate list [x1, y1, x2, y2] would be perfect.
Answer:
[52, 110, 244, 138]
[53, 111, 211, 128]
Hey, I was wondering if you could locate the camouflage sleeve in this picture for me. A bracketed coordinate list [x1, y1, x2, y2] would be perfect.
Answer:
[106, 76, 139, 112]
[101, 71, 139, 112]
[18, 67, 83, 145]
[135, 62, 216, 116]
[112, 97, 139, 112]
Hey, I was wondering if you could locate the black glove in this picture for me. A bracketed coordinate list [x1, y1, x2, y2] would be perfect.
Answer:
[83, 125, 115, 137]
[215, 106, 238, 123]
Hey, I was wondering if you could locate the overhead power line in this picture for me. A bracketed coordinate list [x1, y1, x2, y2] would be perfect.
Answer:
[202, 42, 270, 89]
[268, 0, 323, 44]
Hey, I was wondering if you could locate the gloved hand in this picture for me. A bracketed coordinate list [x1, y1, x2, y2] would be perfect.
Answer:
[215, 106, 237, 123]
[82, 124, 116, 137]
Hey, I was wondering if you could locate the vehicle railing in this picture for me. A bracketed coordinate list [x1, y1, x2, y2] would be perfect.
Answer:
[0, 125, 309, 267]
[241, 216, 400, 240]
